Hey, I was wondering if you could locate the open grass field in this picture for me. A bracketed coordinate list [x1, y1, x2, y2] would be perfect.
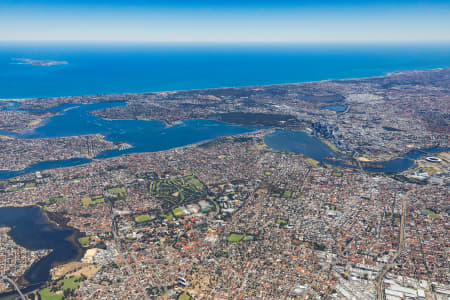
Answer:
[332, 171, 343, 177]
[276, 219, 288, 225]
[422, 209, 442, 220]
[271, 188, 292, 199]
[304, 157, 320, 166]
[78, 237, 89, 247]
[282, 190, 292, 198]
[179, 292, 191, 300]
[135, 214, 152, 223]
[6, 186, 23, 192]
[58, 276, 82, 291]
[44, 196, 69, 206]
[172, 207, 184, 217]
[39, 276, 83, 299]
[107, 187, 127, 198]
[25, 182, 35, 188]
[161, 213, 174, 220]
[38, 288, 63, 300]
[227, 233, 244, 242]
[81, 196, 104, 207]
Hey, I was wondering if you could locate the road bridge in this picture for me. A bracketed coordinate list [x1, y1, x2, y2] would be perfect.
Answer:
[1, 276, 26, 300]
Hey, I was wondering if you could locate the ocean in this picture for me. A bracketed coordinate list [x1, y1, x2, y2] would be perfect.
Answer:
[1, 42, 450, 99]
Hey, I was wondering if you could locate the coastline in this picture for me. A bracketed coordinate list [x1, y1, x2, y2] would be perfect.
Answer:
[0, 66, 447, 101]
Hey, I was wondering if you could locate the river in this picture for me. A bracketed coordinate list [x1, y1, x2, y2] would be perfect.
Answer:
[1, 102, 447, 178]
[264, 130, 449, 173]
[0, 101, 259, 179]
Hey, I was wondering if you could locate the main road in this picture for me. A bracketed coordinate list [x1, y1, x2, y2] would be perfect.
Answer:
[108, 198, 150, 300]
[375, 189, 411, 300]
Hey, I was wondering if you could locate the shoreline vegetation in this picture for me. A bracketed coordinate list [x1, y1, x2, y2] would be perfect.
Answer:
[41, 208, 86, 265]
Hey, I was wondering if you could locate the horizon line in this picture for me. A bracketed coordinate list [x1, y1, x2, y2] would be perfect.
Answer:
[1, 40, 450, 44]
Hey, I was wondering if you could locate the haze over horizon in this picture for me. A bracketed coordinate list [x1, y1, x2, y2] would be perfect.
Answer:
[1, 0, 450, 43]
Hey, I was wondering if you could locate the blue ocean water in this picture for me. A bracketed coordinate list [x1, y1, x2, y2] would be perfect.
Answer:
[1, 42, 450, 99]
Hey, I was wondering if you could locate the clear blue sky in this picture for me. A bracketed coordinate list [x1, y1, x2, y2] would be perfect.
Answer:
[1, 0, 449, 42]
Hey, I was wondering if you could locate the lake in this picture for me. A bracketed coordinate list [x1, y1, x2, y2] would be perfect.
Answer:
[0, 206, 81, 299]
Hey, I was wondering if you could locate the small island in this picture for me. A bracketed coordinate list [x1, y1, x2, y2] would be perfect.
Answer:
[11, 58, 68, 66]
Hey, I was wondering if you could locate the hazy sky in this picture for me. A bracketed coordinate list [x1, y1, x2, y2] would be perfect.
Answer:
[1, 0, 450, 42]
